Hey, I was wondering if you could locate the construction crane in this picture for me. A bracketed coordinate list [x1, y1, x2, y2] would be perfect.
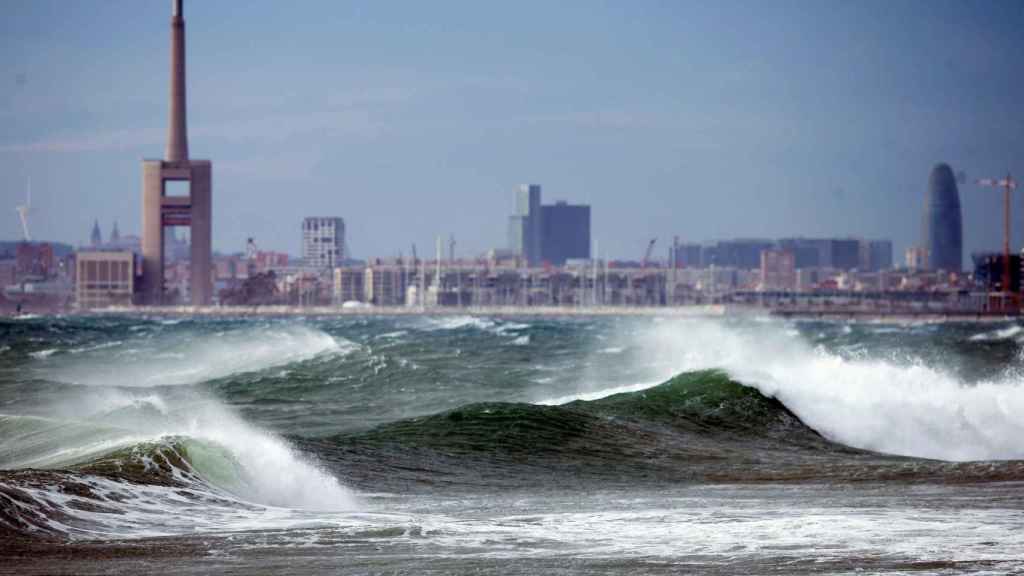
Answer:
[977, 173, 1018, 301]
[15, 177, 31, 242]
[641, 238, 657, 269]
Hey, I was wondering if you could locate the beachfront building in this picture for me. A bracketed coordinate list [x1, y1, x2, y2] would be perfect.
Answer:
[76, 251, 137, 309]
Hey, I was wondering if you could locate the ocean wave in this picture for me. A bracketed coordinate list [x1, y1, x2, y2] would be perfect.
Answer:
[0, 378, 359, 541]
[969, 324, 1024, 342]
[330, 370, 834, 467]
[604, 317, 1024, 462]
[0, 434, 358, 540]
[35, 324, 354, 388]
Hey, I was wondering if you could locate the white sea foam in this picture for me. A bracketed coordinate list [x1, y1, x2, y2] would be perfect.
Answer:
[420, 316, 496, 332]
[3, 386, 358, 513]
[11, 323, 359, 518]
[537, 379, 664, 406]
[169, 398, 357, 511]
[547, 317, 1024, 462]
[969, 324, 1023, 342]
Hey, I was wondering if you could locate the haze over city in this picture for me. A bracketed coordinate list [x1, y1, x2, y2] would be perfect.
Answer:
[2, 0, 1022, 261]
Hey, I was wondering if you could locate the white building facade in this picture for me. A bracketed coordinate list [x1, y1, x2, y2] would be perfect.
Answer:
[302, 217, 346, 269]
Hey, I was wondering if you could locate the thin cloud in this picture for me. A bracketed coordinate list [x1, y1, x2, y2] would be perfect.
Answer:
[0, 127, 163, 154]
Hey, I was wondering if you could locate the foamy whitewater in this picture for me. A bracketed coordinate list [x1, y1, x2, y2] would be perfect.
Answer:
[2, 314, 1024, 575]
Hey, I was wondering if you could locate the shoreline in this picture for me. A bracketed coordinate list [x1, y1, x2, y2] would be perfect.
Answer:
[59, 304, 1023, 324]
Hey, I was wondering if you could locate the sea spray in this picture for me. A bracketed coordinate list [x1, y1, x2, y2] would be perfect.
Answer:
[617, 317, 1024, 462]
[36, 323, 351, 388]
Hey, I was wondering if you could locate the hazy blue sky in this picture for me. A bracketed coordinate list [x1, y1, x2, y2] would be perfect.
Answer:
[1, 0, 1022, 263]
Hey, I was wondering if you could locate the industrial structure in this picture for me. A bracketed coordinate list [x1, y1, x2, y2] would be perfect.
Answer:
[140, 0, 213, 305]
[976, 173, 1018, 305]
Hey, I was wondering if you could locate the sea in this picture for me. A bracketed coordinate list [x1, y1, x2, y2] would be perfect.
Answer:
[2, 313, 1024, 575]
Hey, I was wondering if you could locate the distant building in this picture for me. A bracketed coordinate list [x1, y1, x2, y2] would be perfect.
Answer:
[862, 239, 893, 272]
[16, 243, 54, 278]
[0, 260, 16, 288]
[760, 249, 796, 291]
[76, 251, 136, 309]
[777, 238, 828, 269]
[507, 185, 591, 267]
[672, 243, 703, 268]
[829, 239, 861, 271]
[702, 239, 774, 269]
[906, 246, 929, 270]
[541, 201, 590, 265]
[90, 219, 103, 247]
[507, 215, 527, 264]
[924, 163, 963, 271]
[508, 184, 543, 265]
[302, 217, 346, 269]
[973, 252, 1021, 293]
[364, 265, 406, 305]
[333, 266, 365, 303]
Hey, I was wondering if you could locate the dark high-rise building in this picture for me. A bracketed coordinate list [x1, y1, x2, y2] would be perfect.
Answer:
[973, 252, 1021, 292]
[702, 239, 773, 269]
[863, 239, 893, 272]
[829, 239, 861, 270]
[541, 201, 590, 265]
[508, 185, 591, 266]
[777, 238, 826, 269]
[923, 163, 962, 271]
[672, 243, 703, 268]
[508, 184, 543, 265]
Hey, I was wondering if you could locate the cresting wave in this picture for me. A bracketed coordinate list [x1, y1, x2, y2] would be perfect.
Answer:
[0, 395, 359, 538]
[554, 317, 1024, 462]
[2, 323, 360, 539]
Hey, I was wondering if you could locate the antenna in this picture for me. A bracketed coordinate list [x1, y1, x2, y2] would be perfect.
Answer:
[15, 176, 31, 242]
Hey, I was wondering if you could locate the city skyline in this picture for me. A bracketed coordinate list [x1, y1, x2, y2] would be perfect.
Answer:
[2, 0, 1023, 263]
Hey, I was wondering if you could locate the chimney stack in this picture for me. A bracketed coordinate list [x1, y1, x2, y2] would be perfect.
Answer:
[166, 0, 188, 162]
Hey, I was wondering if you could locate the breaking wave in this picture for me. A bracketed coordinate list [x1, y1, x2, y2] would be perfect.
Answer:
[560, 318, 1024, 462]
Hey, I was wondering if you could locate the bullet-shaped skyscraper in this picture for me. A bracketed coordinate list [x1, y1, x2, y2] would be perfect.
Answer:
[923, 163, 962, 272]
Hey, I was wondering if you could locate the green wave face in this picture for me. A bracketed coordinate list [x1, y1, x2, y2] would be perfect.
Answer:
[578, 370, 816, 438]
[334, 370, 832, 457]
[72, 436, 248, 492]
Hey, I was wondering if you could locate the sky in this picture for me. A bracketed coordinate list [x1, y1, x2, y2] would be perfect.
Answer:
[1, 0, 1023, 264]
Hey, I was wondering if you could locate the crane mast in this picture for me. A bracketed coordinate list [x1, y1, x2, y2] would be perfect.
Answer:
[977, 173, 1018, 306]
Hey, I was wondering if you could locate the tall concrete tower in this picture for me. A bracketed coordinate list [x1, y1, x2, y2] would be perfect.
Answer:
[141, 0, 212, 305]
[923, 163, 962, 272]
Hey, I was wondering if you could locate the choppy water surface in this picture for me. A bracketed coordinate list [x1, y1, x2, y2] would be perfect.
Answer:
[2, 314, 1024, 574]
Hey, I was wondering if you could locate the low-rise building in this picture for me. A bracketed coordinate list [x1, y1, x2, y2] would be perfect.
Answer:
[76, 251, 136, 309]
[334, 266, 365, 303]
[760, 250, 796, 291]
